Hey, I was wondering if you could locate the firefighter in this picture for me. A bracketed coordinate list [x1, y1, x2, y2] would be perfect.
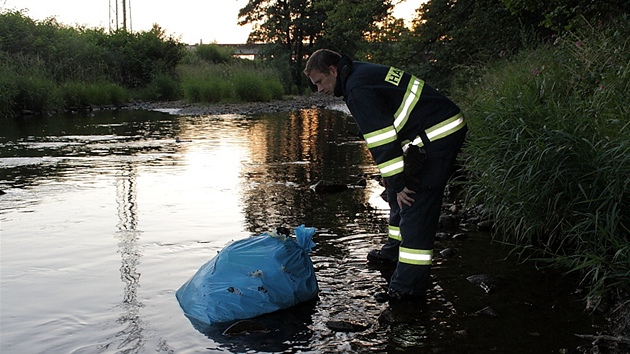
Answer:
[304, 49, 467, 302]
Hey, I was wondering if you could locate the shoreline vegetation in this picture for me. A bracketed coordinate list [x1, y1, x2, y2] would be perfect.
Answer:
[2, 6, 628, 353]
[126, 94, 345, 116]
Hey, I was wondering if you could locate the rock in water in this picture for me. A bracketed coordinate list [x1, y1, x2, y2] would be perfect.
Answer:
[477, 220, 494, 231]
[440, 248, 455, 257]
[466, 274, 503, 285]
[475, 306, 500, 317]
[326, 320, 369, 332]
[310, 180, 348, 194]
[222, 320, 272, 335]
[466, 274, 504, 294]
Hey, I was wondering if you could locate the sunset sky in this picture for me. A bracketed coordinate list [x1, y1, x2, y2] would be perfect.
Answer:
[1, 0, 423, 44]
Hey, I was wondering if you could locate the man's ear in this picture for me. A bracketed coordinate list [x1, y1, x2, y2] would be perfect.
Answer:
[329, 65, 337, 77]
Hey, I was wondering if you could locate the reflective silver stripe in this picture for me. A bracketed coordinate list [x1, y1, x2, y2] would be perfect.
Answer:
[426, 112, 465, 141]
[364, 125, 397, 148]
[393, 77, 424, 131]
[399, 247, 432, 266]
[388, 225, 401, 241]
[378, 156, 404, 177]
[403, 112, 465, 151]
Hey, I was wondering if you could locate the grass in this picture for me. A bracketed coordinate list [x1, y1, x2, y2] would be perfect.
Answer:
[1, 54, 287, 117]
[178, 61, 284, 103]
[456, 17, 630, 299]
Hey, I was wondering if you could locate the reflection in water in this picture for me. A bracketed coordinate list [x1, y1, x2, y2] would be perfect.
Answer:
[111, 162, 145, 353]
[192, 299, 318, 353]
[241, 108, 375, 235]
[117, 163, 139, 232]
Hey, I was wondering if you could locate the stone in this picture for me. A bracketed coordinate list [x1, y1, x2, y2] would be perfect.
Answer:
[326, 320, 369, 332]
[222, 320, 272, 335]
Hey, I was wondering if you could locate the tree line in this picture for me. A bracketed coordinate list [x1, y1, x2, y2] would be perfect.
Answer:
[238, 0, 629, 92]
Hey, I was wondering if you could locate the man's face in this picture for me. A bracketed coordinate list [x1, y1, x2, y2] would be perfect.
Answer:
[308, 65, 337, 96]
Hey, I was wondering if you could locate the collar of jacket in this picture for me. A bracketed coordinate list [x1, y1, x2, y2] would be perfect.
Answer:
[334, 55, 353, 97]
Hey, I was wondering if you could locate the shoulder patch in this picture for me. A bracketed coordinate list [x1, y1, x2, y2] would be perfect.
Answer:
[385, 67, 404, 86]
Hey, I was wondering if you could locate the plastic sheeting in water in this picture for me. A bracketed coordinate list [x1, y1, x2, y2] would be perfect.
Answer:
[176, 225, 319, 325]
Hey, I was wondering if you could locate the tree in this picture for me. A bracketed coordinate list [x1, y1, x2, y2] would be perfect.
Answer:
[357, 14, 412, 66]
[502, 0, 630, 31]
[101, 25, 185, 88]
[316, 0, 394, 58]
[238, 0, 394, 93]
[399, 0, 543, 90]
[238, 0, 324, 93]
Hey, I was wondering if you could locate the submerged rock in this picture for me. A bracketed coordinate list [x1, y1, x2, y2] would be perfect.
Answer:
[452, 233, 467, 240]
[440, 248, 456, 257]
[326, 320, 370, 332]
[435, 232, 450, 240]
[311, 180, 348, 193]
[477, 220, 494, 232]
[475, 306, 501, 317]
[439, 214, 460, 228]
[466, 274, 504, 294]
[310, 179, 366, 194]
[222, 320, 272, 336]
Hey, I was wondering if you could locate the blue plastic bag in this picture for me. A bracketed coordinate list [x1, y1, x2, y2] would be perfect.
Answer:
[176, 225, 319, 325]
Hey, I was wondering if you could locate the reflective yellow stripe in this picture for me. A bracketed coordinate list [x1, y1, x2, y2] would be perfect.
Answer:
[393, 77, 423, 132]
[426, 112, 465, 141]
[364, 125, 397, 148]
[404, 112, 466, 151]
[378, 156, 404, 177]
[399, 247, 432, 265]
[388, 225, 401, 241]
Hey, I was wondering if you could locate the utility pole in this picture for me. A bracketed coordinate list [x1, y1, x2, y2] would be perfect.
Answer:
[122, 0, 127, 31]
[109, 0, 132, 32]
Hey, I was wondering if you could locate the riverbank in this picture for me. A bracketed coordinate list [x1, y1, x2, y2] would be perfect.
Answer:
[126, 95, 346, 116]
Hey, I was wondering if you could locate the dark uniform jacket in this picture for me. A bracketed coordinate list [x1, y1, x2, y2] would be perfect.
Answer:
[334, 55, 464, 193]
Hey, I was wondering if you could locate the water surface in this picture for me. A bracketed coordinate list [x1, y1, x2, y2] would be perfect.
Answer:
[1, 108, 600, 353]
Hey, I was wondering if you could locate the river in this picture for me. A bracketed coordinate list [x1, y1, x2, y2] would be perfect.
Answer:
[0, 107, 601, 353]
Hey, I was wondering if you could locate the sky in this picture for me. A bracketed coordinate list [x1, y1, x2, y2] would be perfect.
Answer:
[1, 0, 423, 45]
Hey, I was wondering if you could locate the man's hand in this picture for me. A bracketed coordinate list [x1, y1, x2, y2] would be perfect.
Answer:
[397, 187, 416, 209]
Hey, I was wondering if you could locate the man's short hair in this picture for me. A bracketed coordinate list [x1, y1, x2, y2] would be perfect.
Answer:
[304, 49, 341, 76]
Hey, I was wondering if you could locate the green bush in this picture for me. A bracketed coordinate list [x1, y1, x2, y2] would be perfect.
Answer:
[194, 44, 234, 64]
[141, 74, 181, 101]
[233, 72, 283, 102]
[61, 81, 129, 108]
[233, 73, 264, 101]
[99, 82, 129, 106]
[14, 75, 63, 113]
[178, 61, 285, 103]
[0, 9, 185, 115]
[458, 18, 629, 298]
[61, 82, 89, 108]
[182, 78, 232, 103]
[0, 59, 18, 117]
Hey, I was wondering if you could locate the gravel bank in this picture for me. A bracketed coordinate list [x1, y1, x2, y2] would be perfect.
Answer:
[127, 95, 348, 116]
